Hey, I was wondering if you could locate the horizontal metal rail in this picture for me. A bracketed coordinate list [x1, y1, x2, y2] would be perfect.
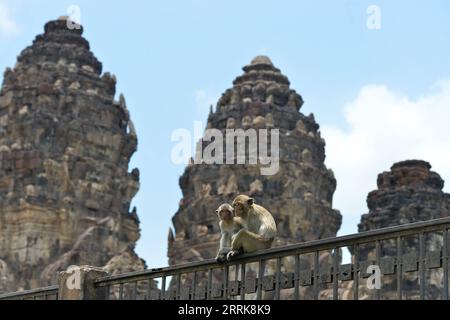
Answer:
[95, 216, 450, 287]
[2, 216, 449, 300]
[0, 285, 58, 300]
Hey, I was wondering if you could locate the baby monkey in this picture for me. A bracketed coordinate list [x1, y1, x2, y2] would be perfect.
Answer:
[215, 203, 243, 263]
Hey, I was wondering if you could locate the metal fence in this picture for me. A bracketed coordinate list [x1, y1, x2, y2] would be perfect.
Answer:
[0, 285, 58, 300]
[94, 217, 450, 300]
[1, 217, 449, 300]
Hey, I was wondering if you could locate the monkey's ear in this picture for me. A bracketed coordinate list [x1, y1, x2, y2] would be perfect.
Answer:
[247, 198, 254, 206]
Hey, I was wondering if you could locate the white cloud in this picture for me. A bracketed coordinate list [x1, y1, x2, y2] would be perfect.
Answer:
[322, 80, 450, 234]
[0, 0, 20, 38]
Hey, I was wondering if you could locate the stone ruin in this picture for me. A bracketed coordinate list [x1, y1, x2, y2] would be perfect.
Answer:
[321, 160, 450, 299]
[359, 160, 450, 232]
[167, 56, 342, 296]
[166, 57, 450, 299]
[0, 17, 145, 293]
[356, 160, 450, 299]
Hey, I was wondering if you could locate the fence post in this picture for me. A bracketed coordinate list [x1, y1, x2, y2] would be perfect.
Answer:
[58, 265, 109, 300]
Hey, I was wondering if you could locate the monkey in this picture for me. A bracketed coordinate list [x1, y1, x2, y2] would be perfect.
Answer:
[215, 203, 244, 263]
[226, 195, 277, 261]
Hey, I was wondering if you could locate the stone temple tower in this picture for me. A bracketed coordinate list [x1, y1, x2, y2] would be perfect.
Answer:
[168, 56, 342, 266]
[355, 160, 450, 299]
[0, 17, 144, 293]
[359, 160, 450, 232]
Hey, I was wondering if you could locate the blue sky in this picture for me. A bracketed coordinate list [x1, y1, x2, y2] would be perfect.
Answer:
[1, 0, 450, 268]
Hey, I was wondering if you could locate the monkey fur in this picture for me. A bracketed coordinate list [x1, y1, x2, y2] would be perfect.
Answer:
[215, 203, 243, 263]
[226, 195, 277, 261]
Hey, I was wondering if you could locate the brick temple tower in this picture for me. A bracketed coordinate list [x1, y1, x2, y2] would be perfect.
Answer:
[0, 17, 144, 293]
[168, 56, 342, 267]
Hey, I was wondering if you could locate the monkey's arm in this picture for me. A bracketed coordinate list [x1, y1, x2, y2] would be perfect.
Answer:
[227, 229, 274, 261]
[231, 229, 270, 248]
[216, 229, 232, 263]
[218, 231, 232, 253]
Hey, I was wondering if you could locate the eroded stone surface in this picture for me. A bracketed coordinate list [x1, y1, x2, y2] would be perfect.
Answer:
[168, 56, 342, 281]
[0, 17, 144, 293]
[359, 160, 450, 232]
[358, 160, 450, 299]
[323, 160, 450, 300]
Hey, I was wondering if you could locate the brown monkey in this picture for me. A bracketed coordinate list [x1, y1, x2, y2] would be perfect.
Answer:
[215, 203, 244, 263]
[227, 195, 277, 261]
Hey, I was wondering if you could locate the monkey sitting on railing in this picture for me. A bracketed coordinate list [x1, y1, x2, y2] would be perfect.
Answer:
[226, 195, 277, 261]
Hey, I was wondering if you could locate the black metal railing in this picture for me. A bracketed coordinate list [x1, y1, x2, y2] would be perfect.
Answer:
[94, 217, 450, 300]
[0, 285, 59, 300]
[1, 217, 449, 300]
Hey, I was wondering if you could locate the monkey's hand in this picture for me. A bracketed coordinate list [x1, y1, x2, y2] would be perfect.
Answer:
[226, 248, 243, 261]
[215, 253, 227, 263]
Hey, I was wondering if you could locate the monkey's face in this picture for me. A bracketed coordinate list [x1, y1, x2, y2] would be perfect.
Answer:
[232, 201, 244, 218]
[232, 196, 254, 218]
[216, 204, 234, 221]
[217, 208, 233, 221]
